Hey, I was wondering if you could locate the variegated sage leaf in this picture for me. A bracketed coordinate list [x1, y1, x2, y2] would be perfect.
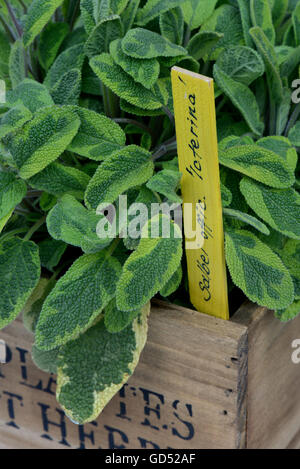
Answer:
[219, 144, 295, 188]
[0, 237, 41, 329]
[0, 105, 32, 139]
[225, 229, 294, 310]
[146, 169, 182, 203]
[104, 299, 149, 333]
[159, 265, 183, 297]
[121, 0, 140, 33]
[201, 5, 244, 59]
[0, 172, 27, 219]
[182, 0, 218, 30]
[237, 0, 254, 47]
[35, 251, 122, 350]
[159, 7, 184, 45]
[28, 162, 90, 200]
[136, 0, 185, 26]
[110, 39, 160, 89]
[257, 136, 297, 171]
[46, 194, 112, 253]
[250, 0, 276, 44]
[85, 145, 154, 209]
[23, 277, 56, 333]
[223, 208, 270, 235]
[278, 239, 300, 299]
[90, 53, 163, 110]
[5, 106, 80, 179]
[116, 215, 182, 311]
[216, 46, 265, 86]
[121, 28, 187, 59]
[6, 79, 54, 113]
[187, 31, 224, 61]
[240, 178, 300, 240]
[84, 15, 123, 59]
[213, 65, 264, 136]
[50, 69, 81, 105]
[23, 0, 64, 47]
[250, 27, 283, 103]
[67, 106, 126, 160]
[56, 306, 149, 424]
[38, 22, 69, 71]
[32, 345, 59, 374]
[44, 44, 85, 90]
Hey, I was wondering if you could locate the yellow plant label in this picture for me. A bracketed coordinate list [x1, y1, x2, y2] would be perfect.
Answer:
[171, 66, 229, 320]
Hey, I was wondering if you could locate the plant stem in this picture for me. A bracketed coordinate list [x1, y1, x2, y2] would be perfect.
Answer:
[4, 0, 23, 37]
[269, 98, 277, 135]
[285, 102, 300, 137]
[152, 139, 177, 161]
[0, 227, 28, 242]
[113, 118, 154, 138]
[105, 237, 120, 258]
[0, 14, 16, 42]
[17, 0, 27, 13]
[183, 25, 191, 47]
[216, 96, 228, 113]
[24, 215, 47, 241]
[69, 0, 80, 31]
[162, 105, 175, 125]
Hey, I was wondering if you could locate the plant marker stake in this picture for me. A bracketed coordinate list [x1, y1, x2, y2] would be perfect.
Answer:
[171, 66, 229, 320]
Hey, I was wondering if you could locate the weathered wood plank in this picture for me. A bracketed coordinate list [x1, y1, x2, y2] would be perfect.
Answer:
[0, 302, 248, 449]
[234, 302, 300, 449]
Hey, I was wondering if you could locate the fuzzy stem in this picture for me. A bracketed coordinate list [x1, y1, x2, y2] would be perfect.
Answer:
[24, 215, 47, 241]
[285, 102, 300, 137]
[4, 0, 23, 37]
[113, 118, 154, 138]
[0, 14, 16, 42]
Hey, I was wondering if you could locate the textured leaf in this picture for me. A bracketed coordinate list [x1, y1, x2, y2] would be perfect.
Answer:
[44, 44, 85, 90]
[201, 5, 244, 59]
[146, 169, 182, 203]
[121, 28, 187, 59]
[28, 162, 90, 200]
[0, 30, 10, 80]
[279, 239, 300, 298]
[250, 27, 283, 103]
[288, 121, 300, 146]
[6, 79, 54, 113]
[223, 208, 270, 235]
[105, 299, 149, 333]
[23, 0, 64, 47]
[84, 15, 123, 59]
[187, 31, 224, 61]
[9, 40, 25, 89]
[116, 215, 182, 311]
[250, 0, 276, 44]
[275, 299, 300, 322]
[240, 178, 300, 240]
[182, 0, 218, 30]
[68, 106, 126, 160]
[0, 210, 14, 234]
[272, 0, 289, 29]
[159, 265, 182, 297]
[214, 65, 264, 136]
[225, 229, 294, 310]
[237, 0, 254, 47]
[159, 7, 184, 45]
[0, 172, 27, 219]
[275, 88, 291, 135]
[50, 69, 81, 105]
[38, 238, 67, 272]
[47, 194, 112, 253]
[23, 277, 56, 333]
[85, 145, 154, 210]
[219, 144, 295, 188]
[111, 0, 129, 15]
[0, 237, 40, 329]
[5, 106, 80, 179]
[280, 45, 300, 77]
[0, 105, 32, 140]
[80, 0, 98, 34]
[35, 251, 122, 350]
[257, 136, 297, 171]
[90, 53, 163, 109]
[110, 39, 160, 89]
[38, 22, 69, 71]
[32, 345, 59, 374]
[216, 46, 265, 86]
[221, 182, 232, 208]
[56, 306, 149, 424]
[120, 99, 164, 116]
[121, 0, 140, 32]
[136, 0, 184, 26]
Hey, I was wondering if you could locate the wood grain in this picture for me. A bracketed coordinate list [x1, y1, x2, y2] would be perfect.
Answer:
[0, 302, 247, 449]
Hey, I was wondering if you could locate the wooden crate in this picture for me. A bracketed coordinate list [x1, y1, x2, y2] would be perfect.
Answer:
[0, 301, 300, 449]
